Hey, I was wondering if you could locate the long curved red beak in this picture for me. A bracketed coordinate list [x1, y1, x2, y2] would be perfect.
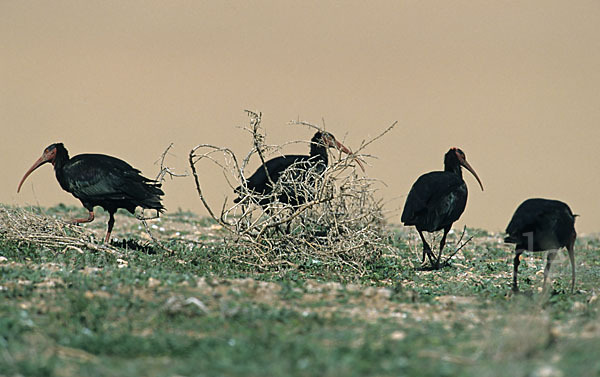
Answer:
[460, 159, 484, 191]
[17, 152, 53, 193]
[332, 139, 365, 172]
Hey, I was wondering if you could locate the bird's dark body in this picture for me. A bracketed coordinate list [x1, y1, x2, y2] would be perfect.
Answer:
[401, 171, 468, 232]
[504, 198, 576, 293]
[234, 132, 332, 207]
[55, 152, 164, 215]
[505, 198, 576, 252]
[237, 154, 326, 206]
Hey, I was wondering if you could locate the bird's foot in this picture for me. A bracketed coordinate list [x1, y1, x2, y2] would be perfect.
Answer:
[67, 211, 95, 225]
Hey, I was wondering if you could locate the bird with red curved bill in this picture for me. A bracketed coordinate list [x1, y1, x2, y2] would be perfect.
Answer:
[401, 148, 484, 269]
[17, 143, 165, 243]
[504, 198, 576, 293]
[234, 131, 364, 208]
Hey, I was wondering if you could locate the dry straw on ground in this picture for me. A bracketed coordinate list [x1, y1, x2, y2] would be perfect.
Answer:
[0, 205, 122, 255]
[190, 110, 397, 275]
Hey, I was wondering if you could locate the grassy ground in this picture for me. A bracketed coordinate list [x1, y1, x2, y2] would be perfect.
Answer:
[1, 205, 599, 377]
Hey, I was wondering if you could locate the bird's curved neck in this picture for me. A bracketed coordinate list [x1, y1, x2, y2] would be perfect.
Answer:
[53, 147, 71, 189]
[444, 162, 463, 178]
[310, 143, 328, 164]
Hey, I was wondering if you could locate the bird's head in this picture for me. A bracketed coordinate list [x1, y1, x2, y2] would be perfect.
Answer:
[312, 132, 365, 171]
[17, 143, 65, 193]
[445, 147, 484, 191]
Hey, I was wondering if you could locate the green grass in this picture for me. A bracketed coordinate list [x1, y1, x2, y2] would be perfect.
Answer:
[1, 206, 599, 376]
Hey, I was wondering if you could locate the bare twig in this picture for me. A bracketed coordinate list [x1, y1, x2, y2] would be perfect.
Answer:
[142, 143, 186, 254]
[154, 143, 188, 183]
[442, 226, 474, 265]
[354, 121, 398, 155]
[288, 119, 324, 132]
[138, 216, 176, 255]
[246, 110, 275, 188]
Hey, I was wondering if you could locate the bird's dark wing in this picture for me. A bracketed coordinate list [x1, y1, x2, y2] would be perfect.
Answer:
[61, 154, 164, 211]
[505, 198, 574, 244]
[237, 155, 312, 194]
[401, 171, 467, 232]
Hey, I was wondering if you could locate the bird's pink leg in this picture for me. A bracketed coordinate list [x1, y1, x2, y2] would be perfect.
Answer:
[104, 212, 116, 244]
[69, 211, 95, 224]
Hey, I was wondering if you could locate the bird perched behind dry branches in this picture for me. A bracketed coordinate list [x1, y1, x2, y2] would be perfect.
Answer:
[234, 131, 363, 208]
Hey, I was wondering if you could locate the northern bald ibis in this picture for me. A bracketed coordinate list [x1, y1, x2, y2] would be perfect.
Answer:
[504, 198, 577, 293]
[401, 148, 484, 268]
[17, 143, 165, 243]
[234, 131, 362, 207]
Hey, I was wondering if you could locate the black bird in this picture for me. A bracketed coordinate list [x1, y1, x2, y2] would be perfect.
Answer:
[234, 131, 362, 207]
[401, 148, 484, 268]
[17, 143, 165, 243]
[504, 198, 576, 293]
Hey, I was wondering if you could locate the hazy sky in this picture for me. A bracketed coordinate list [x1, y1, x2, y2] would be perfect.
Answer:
[2, 1, 599, 233]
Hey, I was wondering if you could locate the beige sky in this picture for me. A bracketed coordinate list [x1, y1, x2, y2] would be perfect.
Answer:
[2, 1, 599, 233]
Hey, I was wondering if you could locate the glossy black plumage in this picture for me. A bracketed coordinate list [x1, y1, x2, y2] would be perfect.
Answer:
[18, 143, 164, 242]
[504, 198, 576, 292]
[234, 131, 354, 208]
[401, 148, 483, 268]
[401, 171, 468, 233]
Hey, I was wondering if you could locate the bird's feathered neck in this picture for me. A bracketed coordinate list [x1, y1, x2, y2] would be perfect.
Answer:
[310, 134, 328, 164]
[53, 143, 70, 171]
[444, 151, 462, 178]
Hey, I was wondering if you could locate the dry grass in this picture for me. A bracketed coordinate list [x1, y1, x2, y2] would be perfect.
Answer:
[0, 205, 122, 255]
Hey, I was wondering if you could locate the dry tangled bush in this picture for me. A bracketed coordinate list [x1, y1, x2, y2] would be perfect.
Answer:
[190, 110, 397, 275]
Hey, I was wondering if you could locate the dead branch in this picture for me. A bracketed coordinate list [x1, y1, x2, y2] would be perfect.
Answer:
[354, 121, 398, 155]
[288, 119, 324, 132]
[139, 143, 186, 254]
[154, 143, 188, 183]
[442, 226, 474, 265]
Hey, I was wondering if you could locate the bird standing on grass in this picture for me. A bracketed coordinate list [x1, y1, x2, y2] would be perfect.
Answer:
[401, 148, 484, 268]
[17, 143, 165, 243]
[504, 198, 576, 293]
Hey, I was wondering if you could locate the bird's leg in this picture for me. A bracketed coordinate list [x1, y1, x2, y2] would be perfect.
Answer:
[542, 250, 557, 292]
[567, 236, 576, 293]
[512, 249, 523, 293]
[69, 210, 95, 224]
[418, 230, 435, 266]
[104, 212, 115, 244]
[266, 207, 285, 236]
[437, 225, 451, 268]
